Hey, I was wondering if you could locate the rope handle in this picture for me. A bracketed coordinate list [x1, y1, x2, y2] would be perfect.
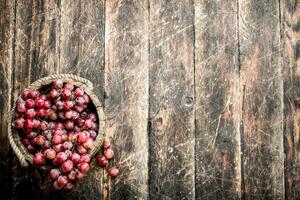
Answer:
[8, 74, 94, 167]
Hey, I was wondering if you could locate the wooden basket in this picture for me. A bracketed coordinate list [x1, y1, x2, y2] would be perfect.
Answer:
[8, 74, 105, 167]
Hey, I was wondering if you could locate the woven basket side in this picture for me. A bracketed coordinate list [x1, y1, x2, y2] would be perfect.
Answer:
[8, 103, 29, 167]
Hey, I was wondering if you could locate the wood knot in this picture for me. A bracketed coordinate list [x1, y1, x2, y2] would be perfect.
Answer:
[152, 117, 163, 131]
[183, 96, 194, 107]
[295, 97, 300, 108]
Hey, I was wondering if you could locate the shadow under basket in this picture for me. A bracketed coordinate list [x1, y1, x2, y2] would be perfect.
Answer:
[8, 74, 106, 167]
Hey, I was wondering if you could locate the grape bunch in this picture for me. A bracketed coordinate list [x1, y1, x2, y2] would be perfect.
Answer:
[13, 79, 101, 190]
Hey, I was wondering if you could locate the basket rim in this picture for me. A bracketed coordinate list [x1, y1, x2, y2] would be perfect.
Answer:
[9, 74, 106, 167]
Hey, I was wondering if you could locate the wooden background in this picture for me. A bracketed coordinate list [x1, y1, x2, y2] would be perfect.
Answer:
[0, 0, 299, 199]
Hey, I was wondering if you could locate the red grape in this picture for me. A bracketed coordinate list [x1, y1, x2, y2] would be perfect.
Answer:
[74, 88, 84, 97]
[43, 100, 51, 109]
[76, 118, 85, 127]
[64, 110, 73, 119]
[61, 89, 72, 100]
[62, 141, 73, 150]
[16, 102, 27, 113]
[13, 118, 25, 129]
[49, 110, 58, 120]
[57, 175, 68, 187]
[64, 182, 74, 190]
[64, 120, 74, 130]
[21, 138, 30, 146]
[75, 96, 85, 105]
[33, 153, 45, 166]
[76, 145, 87, 155]
[33, 119, 41, 128]
[74, 105, 85, 112]
[102, 137, 111, 149]
[55, 101, 64, 110]
[53, 144, 63, 153]
[42, 140, 51, 150]
[67, 170, 76, 181]
[60, 160, 74, 173]
[25, 109, 36, 119]
[52, 135, 62, 145]
[36, 108, 46, 117]
[82, 94, 90, 104]
[64, 83, 74, 91]
[78, 162, 90, 173]
[53, 181, 63, 190]
[108, 166, 119, 177]
[78, 131, 88, 143]
[27, 144, 36, 154]
[26, 131, 37, 139]
[64, 100, 74, 110]
[44, 149, 56, 160]
[97, 156, 108, 166]
[84, 119, 93, 129]
[21, 90, 29, 100]
[35, 98, 45, 108]
[49, 89, 59, 99]
[25, 99, 35, 109]
[80, 154, 91, 163]
[75, 171, 84, 180]
[104, 149, 114, 160]
[89, 130, 97, 140]
[83, 138, 94, 149]
[28, 90, 39, 99]
[35, 135, 45, 146]
[50, 168, 61, 180]
[53, 79, 63, 89]
[56, 152, 68, 164]
[68, 132, 78, 142]
[71, 153, 81, 164]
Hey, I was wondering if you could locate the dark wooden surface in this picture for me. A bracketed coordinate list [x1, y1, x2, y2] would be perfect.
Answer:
[239, 0, 284, 199]
[149, 0, 195, 199]
[195, 0, 241, 199]
[0, 0, 300, 200]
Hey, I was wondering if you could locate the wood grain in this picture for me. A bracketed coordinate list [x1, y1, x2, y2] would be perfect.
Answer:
[59, 0, 105, 99]
[282, 1, 300, 200]
[105, 0, 149, 199]
[239, 0, 284, 199]
[58, 0, 105, 199]
[0, 0, 14, 199]
[149, 0, 195, 199]
[3, 0, 300, 199]
[12, 0, 60, 199]
[194, 0, 241, 199]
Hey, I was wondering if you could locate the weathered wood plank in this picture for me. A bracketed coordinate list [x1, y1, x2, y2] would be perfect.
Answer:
[239, 0, 284, 199]
[12, 0, 60, 199]
[194, 0, 241, 199]
[282, 1, 300, 199]
[57, 0, 105, 199]
[105, 0, 149, 199]
[60, 0, 105, 99]
[14, 0, 60, 87]
[0, 0, 14, 199]
[149, 0, 195, 199]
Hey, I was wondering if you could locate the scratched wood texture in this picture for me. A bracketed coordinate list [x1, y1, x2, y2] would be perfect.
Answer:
[195, 0, 241, 199]
[149, 0, 195, 199]
[239, 0, 284, 199]
[282, 1, 300, 200]
[0, 0, 300, 200]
